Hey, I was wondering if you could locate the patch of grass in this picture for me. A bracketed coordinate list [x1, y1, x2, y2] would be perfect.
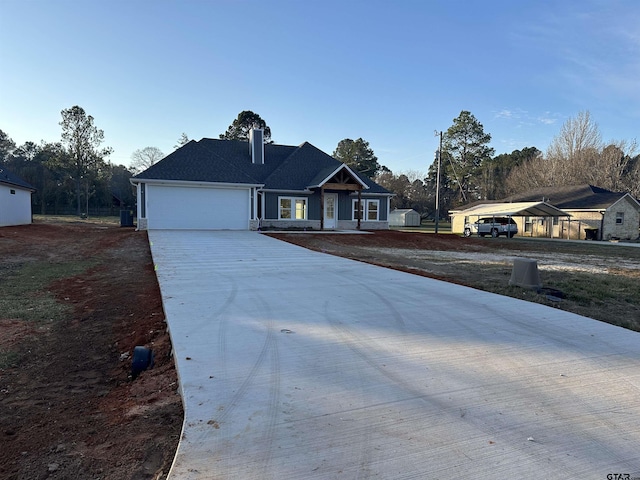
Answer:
[542, 271, 640, 330]
[0, 349, 20, 369]
[393, 221, 453, 233]
[0, 260, 95, 323]
[33, 214, 120, 225]
[468, 267, 640, 332]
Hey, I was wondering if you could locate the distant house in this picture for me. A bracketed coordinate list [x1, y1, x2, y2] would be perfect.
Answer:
[450, 185, 640, 241]
[389, 208, 421, 227]
[0, 167, 35, 227]
[130, 130, 392, 231]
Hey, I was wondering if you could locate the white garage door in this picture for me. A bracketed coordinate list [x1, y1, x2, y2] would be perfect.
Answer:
[147, 185, 250, 230]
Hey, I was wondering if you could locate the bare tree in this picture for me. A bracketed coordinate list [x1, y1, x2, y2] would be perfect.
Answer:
[547, 110, 602, 163]
[599, 139, 639, 194]
[506, 112, 638, 196]
[505, 155, 549, 194]
[130, 146, 164, 173]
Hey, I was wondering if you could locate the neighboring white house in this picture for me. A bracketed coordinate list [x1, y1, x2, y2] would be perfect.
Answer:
[0, 167, 35, 227]
[389, 208, 421, 227]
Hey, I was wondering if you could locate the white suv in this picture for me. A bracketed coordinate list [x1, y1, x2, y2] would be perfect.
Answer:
[464, 217, 518, 238]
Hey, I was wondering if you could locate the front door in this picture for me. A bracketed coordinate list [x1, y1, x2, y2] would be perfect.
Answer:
[324, 193, 337, 229]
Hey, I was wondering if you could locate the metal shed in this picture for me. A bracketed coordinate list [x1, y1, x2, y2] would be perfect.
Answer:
[389, 208, 421, 227]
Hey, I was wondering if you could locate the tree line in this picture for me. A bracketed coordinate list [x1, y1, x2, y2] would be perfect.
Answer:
[0, 107, 190, 217]
[3, 108, 637, 220]
[1, 106, 135, 216]
[373, 110, 639, 219]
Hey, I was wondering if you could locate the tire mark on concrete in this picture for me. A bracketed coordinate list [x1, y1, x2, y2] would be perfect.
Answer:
[215, 277, 239, 362]
[195, 291, 281, 477]
[248, 291, 281, 477]
[323, 300, 374, 480]
[350, 275, 407, 331]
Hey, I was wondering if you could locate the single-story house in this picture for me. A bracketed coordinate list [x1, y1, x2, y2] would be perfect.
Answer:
[450, 184, 640, 240]
[130, 130, 392, 231]
[389, 208, 421, 227]
[0, 167, 35, 227]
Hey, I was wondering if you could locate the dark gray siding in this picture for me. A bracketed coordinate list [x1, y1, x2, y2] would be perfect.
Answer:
[263, 191, 388, 221]
[264, 192, 315, 220]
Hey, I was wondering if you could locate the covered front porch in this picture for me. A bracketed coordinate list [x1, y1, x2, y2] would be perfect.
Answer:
[257, 163, 391, 231]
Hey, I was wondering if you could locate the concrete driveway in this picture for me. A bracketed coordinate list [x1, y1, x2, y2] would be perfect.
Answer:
[149, 231, 640, 480]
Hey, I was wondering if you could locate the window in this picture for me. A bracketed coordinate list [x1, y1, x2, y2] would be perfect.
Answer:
[279, 197, 307, 220]
[524, 216, 532, 233]
[352, 199, 380, 221]
[10, 189, 15, 194]
[616, 212, 624, 224]
[367, 200, 379, 221]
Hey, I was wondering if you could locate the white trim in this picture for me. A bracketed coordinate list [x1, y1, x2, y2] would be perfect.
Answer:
[0, 182, 36, 193]
[348, 191, 394, 198]
[352, 198, 380, 221]
[130, 178, 263, 189]
[145, 184, 251, 230]
[608, 193, 640, 211]
[323, 193, 338, 229]
[307, 164, 369, 189]
[278, 196, 308, 220]
[261, 188, 314, 194]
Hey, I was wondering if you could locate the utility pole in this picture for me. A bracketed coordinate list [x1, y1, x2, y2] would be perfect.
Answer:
[434, 131, 442, 234]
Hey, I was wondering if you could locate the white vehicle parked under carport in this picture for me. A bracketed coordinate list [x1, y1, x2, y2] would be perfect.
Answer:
[464, 217, 518, 238]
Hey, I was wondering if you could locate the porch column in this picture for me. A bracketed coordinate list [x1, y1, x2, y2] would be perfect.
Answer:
[357, 188, 361, 230]
[320, 187, 325, 230]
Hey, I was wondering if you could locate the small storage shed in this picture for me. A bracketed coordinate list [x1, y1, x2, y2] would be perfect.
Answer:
[389, 208, 421, 227]
[0, 167, 35, 227]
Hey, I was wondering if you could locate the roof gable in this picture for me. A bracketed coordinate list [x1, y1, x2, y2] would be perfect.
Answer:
[0, 167, 35, 191]
[307, 163, 368, 190]
[608, 193, 640, 211]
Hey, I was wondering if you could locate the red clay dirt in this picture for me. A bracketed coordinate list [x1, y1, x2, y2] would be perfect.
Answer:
[0, 222, 182, 480]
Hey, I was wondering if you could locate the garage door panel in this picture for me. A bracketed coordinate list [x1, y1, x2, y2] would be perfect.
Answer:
[147, 185, 249, 230]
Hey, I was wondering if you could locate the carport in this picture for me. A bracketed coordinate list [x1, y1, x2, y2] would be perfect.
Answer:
[454, 201, 571, 238]
[149, 231, 640, 479]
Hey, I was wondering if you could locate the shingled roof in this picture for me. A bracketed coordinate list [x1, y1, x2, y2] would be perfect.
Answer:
[504, 184, 633, 210]
[0, 167, 35, 191]
[133, 138, 390, 194]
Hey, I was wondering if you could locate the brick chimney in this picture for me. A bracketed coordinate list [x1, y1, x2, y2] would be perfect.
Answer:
[249, 128, 264, 164]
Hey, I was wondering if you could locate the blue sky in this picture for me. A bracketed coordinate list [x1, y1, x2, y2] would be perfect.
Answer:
[1, 0, 638, 174]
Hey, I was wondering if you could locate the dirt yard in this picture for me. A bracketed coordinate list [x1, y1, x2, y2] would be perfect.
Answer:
[0, 221, 182, 480]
